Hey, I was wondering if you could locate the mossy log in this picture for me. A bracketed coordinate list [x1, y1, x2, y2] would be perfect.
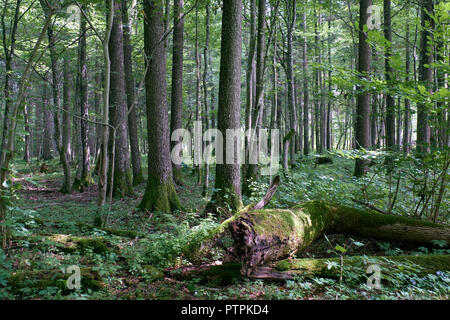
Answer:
[6, 268, 103, 297]
[43, 234, 112, 254]
[229, 200, 450, 273]
[168, 255, 450, 282]
[273, 254, 450, 279]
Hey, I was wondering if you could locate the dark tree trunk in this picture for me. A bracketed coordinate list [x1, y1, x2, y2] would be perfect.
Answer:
[108, 0, 133, 197]
[354, 0, 372, 177]
[302, 9, 309, 156]
[384, 0, 396, 150]
[170, 0, 185, 186]
[205, 0, 243, 216]
[243, 0, 256, 185]
[403, 23, 411, 154]
[122, 0, 143, 186]
[139, 0, 181, 213]
[417, 0, 434, 154]
[23, 102, 31, 163]
[202, 4, 211, 196]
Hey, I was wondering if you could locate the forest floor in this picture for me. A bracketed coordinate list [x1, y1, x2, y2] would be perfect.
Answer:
[1, 155, 449, 300]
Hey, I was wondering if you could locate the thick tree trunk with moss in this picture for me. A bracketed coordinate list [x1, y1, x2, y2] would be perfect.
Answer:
[139, 0, 181, 213]
[229, 201, 450, 273]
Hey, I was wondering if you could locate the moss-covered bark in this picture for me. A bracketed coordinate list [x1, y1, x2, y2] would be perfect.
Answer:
[7, 268, 103, 297]
[230, 200, 450, 270]
[138, 176, 182, 213]
[274, 254, 450, 279]
[111, 167, 134, 198]
[170, 255, 450, 281]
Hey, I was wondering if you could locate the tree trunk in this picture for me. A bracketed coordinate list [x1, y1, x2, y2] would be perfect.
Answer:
[139, 0, 182, 213]
[243, 0, 266, 196]
[204, 0, 243, 216]
[302, 8, 310, 156]
[354, 0, 372, 177]
[122, 0, 143, 186]
[416, 0, 434, 155]
[73, 8, 92, 191]
[202, 4, 211, 197]
[384, 0, 396, 150]
[170, 0, 185, 186]
[108, 0, 133, 198]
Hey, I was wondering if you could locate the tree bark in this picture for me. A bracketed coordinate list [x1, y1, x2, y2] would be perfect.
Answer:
[302, 8, 310, 156]
[170, 0, 185, 186]
[122, 0, 143, 186]
[108, 0, 133, 198]
[230, 200, 450, 273]
[416, 0, 434, 155]
[204, 0, 243, 216]
[354, 0, 372, 177]
[139, 0, 181, 213]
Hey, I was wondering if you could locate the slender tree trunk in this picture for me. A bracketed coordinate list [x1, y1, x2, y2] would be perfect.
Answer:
[303, 9, 310, 156]
[354, 0, 372, 177]
[417, 0, 434, 155]
[202, 4, 211, 196]
[243, 0, 257, 183]
[108, 0, 133, 198]
[244, 0, 266, 195]
[73, 8, 92, 191]
[286, 0, 297, 162]
[384, 0, 396, 150]
[403, 23, 411, 154]
[195, 8, 202, 185]
[139, 0, 182, 213]
[170, 0, 185, 186]
[122, 0, 143, 185]
[23, 103, 31, 163]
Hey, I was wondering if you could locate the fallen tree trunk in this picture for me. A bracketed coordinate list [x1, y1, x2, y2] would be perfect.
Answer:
[169, 255, 450, 282]
[6, 268, 103, 297]
[229, 200, 450, 274]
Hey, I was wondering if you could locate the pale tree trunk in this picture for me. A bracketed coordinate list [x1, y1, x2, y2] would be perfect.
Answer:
[73, 7, 92, 191]
[286, 0, 297, 162]
[40, 0, 72, 193]
[243, 0, 266, 195]
[139, 0, 182, 213]
[194, 8, 202, 185]
[205, 0, 243, 216]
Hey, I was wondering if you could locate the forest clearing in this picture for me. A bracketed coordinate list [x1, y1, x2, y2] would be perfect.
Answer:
[0, 0, 449, 303]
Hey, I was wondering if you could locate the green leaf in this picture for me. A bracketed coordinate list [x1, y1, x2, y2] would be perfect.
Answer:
[335, 245, 346, 253]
